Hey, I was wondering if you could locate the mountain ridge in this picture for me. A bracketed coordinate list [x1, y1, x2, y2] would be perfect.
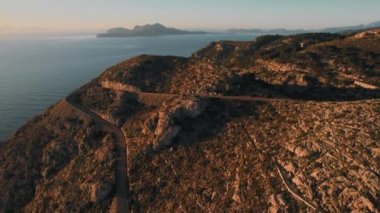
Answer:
[227, 20, 380, 34]
[97, 23, 207, 38]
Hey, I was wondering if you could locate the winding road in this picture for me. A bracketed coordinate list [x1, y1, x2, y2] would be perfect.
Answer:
[63, 83, 378, 212]
[64, 97, 129, 213]
[64, 89, 298, 213]
[138, 91, 301, 102]
[102, 83, 375, 104]
[63, 88, 301, 212]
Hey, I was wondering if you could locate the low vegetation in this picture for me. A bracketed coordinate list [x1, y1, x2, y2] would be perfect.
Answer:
[1, 29, 379, 212]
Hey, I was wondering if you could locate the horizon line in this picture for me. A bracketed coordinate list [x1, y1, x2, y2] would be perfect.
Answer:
[1, 19, 379, 36]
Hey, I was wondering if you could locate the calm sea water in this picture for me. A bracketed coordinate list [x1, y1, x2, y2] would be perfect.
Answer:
[0, 33, 259, 141]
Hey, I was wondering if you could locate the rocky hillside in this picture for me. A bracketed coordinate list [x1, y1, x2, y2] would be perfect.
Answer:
[101, 29, 379, 99]
[0, 100, 116, 212]
[0, 29, 379, 212]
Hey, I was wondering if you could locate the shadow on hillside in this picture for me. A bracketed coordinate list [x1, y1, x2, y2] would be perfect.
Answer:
[113, 92, 144, 126]
[129, 98, 263, 165]
[227, 73, 380, 101]
[127, 99, 269, 210]
[128, 74, 380, 171]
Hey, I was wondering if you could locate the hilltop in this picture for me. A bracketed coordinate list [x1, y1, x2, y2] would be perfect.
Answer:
[0, 29, 379, 212]
[97, 23, 207, 38]
[100, 29, 380, 99]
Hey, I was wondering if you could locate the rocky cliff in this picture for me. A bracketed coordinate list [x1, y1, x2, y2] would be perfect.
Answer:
[0, 29, 379, 212]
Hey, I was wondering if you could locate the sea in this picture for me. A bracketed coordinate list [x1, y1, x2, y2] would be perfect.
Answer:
[0, 33, 260, 141]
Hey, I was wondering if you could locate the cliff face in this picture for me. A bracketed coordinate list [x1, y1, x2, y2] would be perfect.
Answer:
[1, 29, 380, 212]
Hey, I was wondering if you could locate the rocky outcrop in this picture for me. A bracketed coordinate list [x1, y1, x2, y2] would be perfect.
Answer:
[353, 29, 380, 39]
[41, 139, 70, 178]
[142, 96, 206, 148]
[353, 80, 378, 90]
[90, 182, 114, 203]
[255, 59, 302, 73]
[101, 80, 141, 93]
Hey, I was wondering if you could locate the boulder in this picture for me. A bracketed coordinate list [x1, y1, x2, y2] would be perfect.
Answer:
[90, 182, 113, 203]
[151, 97, 206, 148]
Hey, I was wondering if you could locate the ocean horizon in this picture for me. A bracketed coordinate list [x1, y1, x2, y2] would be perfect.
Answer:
[0, 33, 261, 141]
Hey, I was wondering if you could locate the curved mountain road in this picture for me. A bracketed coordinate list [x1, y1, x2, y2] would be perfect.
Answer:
[138, 91, 379, 103]
[64, 97, 129, 213]
[139, 91, 301, 102]
[102, 83, 375, 104]
[63, 83, 377, 212]
[63, 87, 302, 212]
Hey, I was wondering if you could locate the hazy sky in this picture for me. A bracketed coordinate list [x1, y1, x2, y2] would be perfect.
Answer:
[1, 0, 379, 33]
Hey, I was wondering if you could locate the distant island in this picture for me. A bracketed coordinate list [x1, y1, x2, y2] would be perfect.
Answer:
[97, 23, 207, 38]
[227, 20, 380, 34]
[98, 21, 380, 38]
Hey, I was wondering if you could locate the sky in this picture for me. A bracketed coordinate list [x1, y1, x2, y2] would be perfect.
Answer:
[0, 0, 379, 34]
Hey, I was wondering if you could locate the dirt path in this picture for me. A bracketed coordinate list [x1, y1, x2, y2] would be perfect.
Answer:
[275, 162, 319, 211]
[64, 98, 129, 213]
[243, 127, 321, 211]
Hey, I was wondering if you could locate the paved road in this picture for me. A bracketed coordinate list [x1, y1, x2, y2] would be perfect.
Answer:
[64, 97, 129, 213]
[62, 87, 298, 213]
[63, 83, 376, 212]
[102, 84, 373, 104]
[139, 91, 300, 102]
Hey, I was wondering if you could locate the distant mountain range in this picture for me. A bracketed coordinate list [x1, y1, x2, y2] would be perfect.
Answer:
[321, 20, 380, 33]
[98, 21, 380, 38]
[226, 28, 306, 35]
[97, 23, 207, 38]
[227, 20, 380, 34]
